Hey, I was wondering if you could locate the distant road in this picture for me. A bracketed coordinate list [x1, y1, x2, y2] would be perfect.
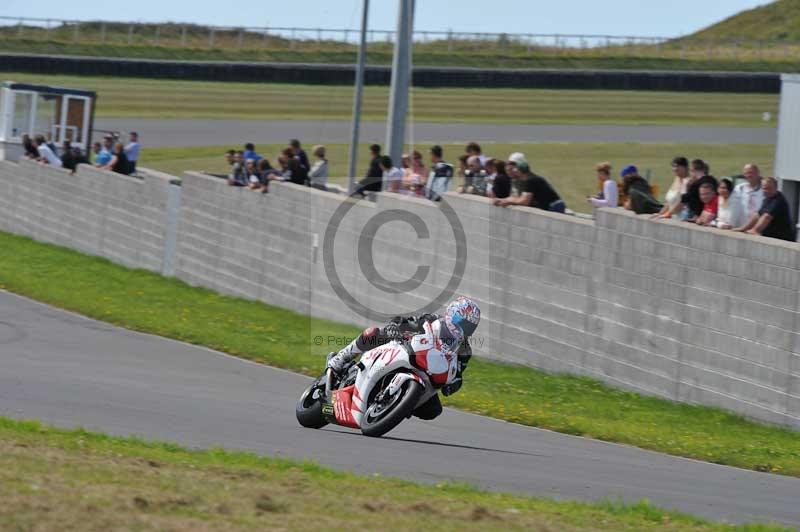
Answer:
[94, 118, 776, 147]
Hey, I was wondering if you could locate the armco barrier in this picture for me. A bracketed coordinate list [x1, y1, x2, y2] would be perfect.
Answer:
[0, 162, 798, 428]
[0, 53, 781, 93]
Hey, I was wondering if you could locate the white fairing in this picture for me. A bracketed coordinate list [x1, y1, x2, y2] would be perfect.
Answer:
[350, 341, 436, 427]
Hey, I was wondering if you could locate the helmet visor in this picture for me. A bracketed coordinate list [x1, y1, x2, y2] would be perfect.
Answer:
[452, 314, 477, 337]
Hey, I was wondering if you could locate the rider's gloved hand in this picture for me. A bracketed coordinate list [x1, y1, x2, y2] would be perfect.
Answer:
[326, 351, 348, 374]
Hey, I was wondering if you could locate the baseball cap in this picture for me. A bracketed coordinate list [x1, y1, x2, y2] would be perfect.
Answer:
[620, 164, 638, 177]
[516, 161, 531, 173]
[508, 152, 527, 165]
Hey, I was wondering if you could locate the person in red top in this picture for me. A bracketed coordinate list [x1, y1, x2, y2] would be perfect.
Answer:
[695, 182, 718, 226]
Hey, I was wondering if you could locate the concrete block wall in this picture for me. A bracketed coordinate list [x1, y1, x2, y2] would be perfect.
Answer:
[0, 159, 178, 274]
[1, 164, 798, 428]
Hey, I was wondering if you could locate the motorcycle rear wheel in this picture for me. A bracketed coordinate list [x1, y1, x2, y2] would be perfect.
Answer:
[361, 379, 423, 438]
[295, 378, 328, 429]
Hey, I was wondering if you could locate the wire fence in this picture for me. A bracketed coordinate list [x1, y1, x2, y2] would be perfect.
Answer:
[1, 15, 799, 61]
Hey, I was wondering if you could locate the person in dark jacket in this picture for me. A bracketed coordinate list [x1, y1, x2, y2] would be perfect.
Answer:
[680, 159, 718, 221]
[620, 164, 662, 215]
[354, 144, 383, 196]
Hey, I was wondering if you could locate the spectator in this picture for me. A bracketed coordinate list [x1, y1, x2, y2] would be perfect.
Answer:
[736, 177, 796, 241]
[308, 145, 329, 190]
[380, 155, 404, 193]
[508, 152, 526, 166]
[59, 141, 80, 173]
[21, 134, 38, 159]
[654, 156, 690, 218]
[426, 145, 454, 201]
[459, 155, 487, 195]
[399, 153, 423, 196]
[587, 161, 619, 209]
[695, 182, 718, 226]
[410, 150, 428, 180]
[734, 163, 764, 222]
[228, 151, 246, 186]
[486, 159, 511, 199]
[355, 144, 383, 196]
[621, 165, 661, 214]
[289, 139, 310, 171]
[225, 149, 236, 166]
[494, 161, 565, 213]
[506, 153, 527, 196]
[245, 159, 261, 189]
[45, 133, 58, 158]
[34, 135, 62, 168]
[91, 142, 109, 166]
[124, 132, 141, 173]
[243, 143, 262, 163]
[102, 135, 115, 158]
[465, 141, 487, 167]
[456, 154, 469, 182]
[715, 178, 746, 230]
[680, 159, 718, 222]
[279, 147, 308, 185]
[103, 143, 131, 175]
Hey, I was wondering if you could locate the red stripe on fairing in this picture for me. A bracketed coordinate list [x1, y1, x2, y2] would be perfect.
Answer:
[414, 349, 430, 370]
[332, 386, 360, 429]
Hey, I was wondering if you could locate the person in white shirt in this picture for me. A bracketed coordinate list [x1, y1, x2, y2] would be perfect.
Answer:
[124, 132, 141, 173]
[308, 145, 329, 190]
[734, 163, 764, 221]
[587, 161, 618, 209]
[34, 135, 62, 168]
[714, 178, 746, 229]
[380, 155, 404, 193]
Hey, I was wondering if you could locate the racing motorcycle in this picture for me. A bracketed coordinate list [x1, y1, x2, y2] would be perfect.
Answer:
[295, 326, 453, 437]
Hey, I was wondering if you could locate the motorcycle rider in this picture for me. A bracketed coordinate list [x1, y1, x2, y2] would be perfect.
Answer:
[326, 296, 480, 421]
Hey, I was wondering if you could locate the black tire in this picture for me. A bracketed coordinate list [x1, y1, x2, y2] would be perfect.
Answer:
[361, 379, 424, 438]
[295, 379, 328, 429]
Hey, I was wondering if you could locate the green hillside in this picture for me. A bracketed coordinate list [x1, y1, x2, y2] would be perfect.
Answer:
[685, 0, 800, 42]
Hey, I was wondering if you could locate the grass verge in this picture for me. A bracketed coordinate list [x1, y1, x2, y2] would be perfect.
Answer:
[1, 230, 799, 477]
[140, 142, 775, 214]
[1, 38, 799, 73]
[0, 417, 790, 531]
[0, 71, 780, 127]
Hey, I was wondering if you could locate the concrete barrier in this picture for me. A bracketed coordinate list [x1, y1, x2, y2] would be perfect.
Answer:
[0, 162, 798, 429]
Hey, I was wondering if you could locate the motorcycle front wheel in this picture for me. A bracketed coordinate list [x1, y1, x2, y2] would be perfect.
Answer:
[361, 379, 423, 438]
[295, 376, 328, 429]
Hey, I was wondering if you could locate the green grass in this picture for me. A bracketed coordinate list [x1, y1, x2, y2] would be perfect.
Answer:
[1, 230, 799, 477]
[684, 0, 800, 43]
[0, 71, 780, 126]
[139, 142, 775, 214]
[0, 417, 787, 531]
[2, 34, 800, 72]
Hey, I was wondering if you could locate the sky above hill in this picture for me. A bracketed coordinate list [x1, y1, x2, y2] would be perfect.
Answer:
[2, 0, 771, 38]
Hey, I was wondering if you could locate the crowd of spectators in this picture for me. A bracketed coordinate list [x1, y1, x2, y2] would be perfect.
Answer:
[225, 139, 328, 193]
[22, 131, 140, 176]
[591, 157, 795, 242]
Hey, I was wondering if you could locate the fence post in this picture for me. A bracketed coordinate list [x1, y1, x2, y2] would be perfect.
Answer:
[73, 22, 80, 42]
[209, 28, 215, 48]
[237, 29, 244, 48]
[154, 25, 160, 45]
[100, 22, 106, 43]
[181, 26, 187, 47]
[317, 28, 322, 43]
[45, 19, 51, 41]
[447, 29, 452, 52]
[17, 19, 23, 38]
[290, 28, 296, 49]
[128, 24, 133, 45]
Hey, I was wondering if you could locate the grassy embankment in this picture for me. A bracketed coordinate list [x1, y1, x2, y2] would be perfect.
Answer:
[0, 417, 788, 531]
[1, 230, 798, 477]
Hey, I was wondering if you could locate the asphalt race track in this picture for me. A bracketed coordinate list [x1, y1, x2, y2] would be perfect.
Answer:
[1, 291, 798, 526]
[93, 118, 776, 148]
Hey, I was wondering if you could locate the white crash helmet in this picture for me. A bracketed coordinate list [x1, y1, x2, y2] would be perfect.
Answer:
[443, 297, 481, 338]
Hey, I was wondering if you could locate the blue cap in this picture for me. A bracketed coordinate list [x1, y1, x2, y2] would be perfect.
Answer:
[620, 165, 638, 177]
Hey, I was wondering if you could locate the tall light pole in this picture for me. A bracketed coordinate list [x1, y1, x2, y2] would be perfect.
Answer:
[347, 0, 369, 193]
[384, 0, 414, 189]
